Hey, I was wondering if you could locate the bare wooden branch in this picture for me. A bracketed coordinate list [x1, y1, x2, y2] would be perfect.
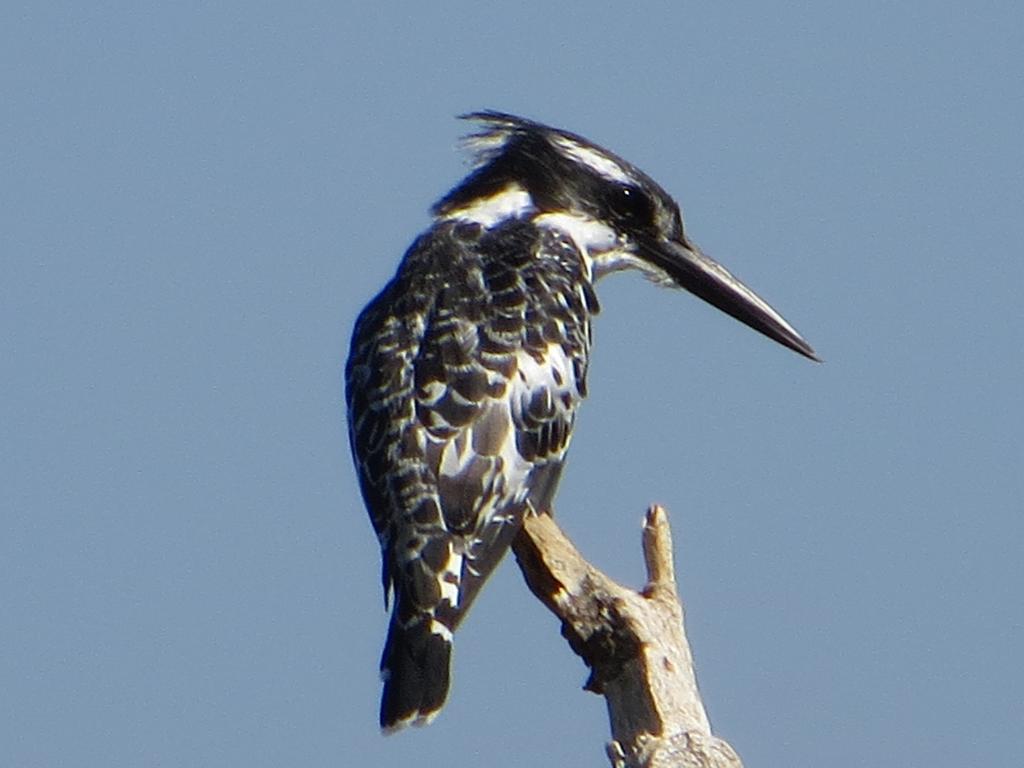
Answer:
[511, 506, 743, 768]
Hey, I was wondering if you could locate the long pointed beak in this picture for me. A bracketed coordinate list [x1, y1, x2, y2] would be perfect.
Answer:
[639, 237, 819, 361]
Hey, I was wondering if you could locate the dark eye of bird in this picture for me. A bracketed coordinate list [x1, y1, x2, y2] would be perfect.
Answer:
[608, 185, 653, 228]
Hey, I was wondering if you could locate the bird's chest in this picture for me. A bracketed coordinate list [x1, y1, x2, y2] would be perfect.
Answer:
[403, 226, 600, 531]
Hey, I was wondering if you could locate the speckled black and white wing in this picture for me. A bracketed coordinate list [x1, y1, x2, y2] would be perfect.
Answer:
[345, 218, 598, 731]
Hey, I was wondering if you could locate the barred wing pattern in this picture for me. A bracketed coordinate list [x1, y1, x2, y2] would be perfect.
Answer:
[345, 218, 599, 729]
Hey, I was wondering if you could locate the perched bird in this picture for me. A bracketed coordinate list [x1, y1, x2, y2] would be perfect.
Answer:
[345, 111, 817, 732]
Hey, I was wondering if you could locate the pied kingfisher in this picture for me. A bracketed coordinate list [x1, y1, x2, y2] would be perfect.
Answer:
[345, 111, 817, 731]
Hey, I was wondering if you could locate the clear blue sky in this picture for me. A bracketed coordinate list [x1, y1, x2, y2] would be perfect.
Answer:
[3, 2, 1022, 766]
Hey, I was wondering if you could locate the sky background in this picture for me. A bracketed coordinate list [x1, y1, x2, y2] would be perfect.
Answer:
[3, 2, 1022, 766]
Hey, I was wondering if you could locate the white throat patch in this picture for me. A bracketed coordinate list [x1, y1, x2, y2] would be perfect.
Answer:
[533, 211, 629, 280]
[534, 211, 619, 253]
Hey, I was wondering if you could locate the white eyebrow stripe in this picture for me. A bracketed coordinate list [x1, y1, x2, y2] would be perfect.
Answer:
[551, 135, 632, 184]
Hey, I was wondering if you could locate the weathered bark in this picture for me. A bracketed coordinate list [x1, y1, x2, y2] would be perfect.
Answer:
[511, 506, 743, 768]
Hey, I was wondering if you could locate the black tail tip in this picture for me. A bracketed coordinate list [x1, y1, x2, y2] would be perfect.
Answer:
[379, 618, 452, 733]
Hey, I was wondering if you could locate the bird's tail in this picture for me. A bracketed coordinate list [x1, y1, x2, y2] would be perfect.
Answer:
[379, 606, 453, 732]
[377, 501, 531, 731]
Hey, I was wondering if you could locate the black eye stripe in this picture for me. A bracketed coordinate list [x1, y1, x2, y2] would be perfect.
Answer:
[606, 184, 654, 227]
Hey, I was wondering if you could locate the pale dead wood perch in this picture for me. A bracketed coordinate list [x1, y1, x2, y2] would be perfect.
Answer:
[511, 506, 743, 768]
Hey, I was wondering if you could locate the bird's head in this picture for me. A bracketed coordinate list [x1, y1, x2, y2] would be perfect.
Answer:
[435, 111, 818, 361]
